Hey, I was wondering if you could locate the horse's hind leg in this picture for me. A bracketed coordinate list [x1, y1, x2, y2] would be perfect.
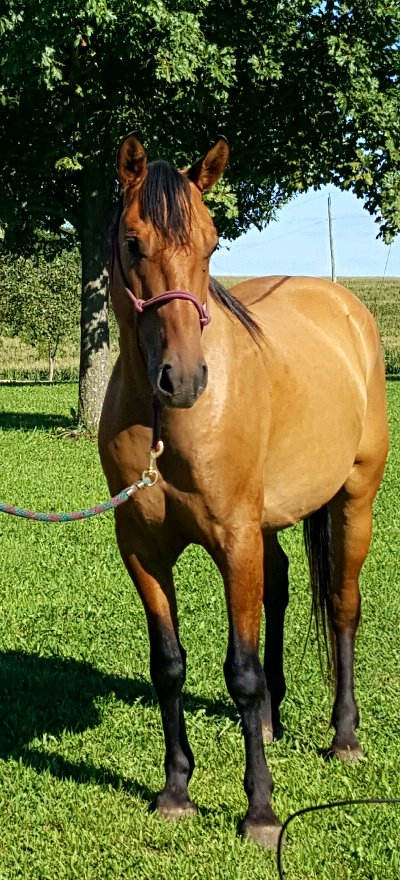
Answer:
[328, 423, 388, 761]
[327, 488, 368, 760]
[116, 524, 196, 817]
[261, 533, 289, 742]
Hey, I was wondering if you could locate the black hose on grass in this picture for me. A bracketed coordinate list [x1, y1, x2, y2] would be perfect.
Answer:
[277, 797, 400, 878]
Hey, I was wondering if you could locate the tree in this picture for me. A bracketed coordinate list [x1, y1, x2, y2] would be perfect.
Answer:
[0, 240, 80, 380]
[1, 0, 399, 426]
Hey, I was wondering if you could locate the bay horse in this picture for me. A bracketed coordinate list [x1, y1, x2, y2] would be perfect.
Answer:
[99, 133, 388, 849]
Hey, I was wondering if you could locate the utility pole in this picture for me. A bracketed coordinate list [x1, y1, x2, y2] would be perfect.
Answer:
[328, 193, 336, 282]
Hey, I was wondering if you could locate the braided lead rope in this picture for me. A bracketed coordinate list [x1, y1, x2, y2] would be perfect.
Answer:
[0, 404, 165, 523]
[0, 476, 153, 523]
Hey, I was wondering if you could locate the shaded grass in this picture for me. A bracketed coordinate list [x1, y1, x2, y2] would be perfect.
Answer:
[0, 383, 399, 878]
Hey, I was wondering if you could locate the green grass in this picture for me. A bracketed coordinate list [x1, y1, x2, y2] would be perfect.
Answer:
[0, 383, 399, 878]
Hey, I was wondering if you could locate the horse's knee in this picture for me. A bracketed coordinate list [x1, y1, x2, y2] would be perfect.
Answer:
[224, 648, 266, 711]
[150, 639, 186, 698]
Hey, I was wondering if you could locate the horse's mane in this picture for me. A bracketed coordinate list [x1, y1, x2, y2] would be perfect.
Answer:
[140, 160, 192, 246]
[209, 277, 263, 343]
[111, 160, 263, 342]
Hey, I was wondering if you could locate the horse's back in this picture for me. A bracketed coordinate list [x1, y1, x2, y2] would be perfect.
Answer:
[232, 275, 384, 392]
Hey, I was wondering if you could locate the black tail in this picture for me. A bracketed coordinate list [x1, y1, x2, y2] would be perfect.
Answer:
[303, 505, 333, 674]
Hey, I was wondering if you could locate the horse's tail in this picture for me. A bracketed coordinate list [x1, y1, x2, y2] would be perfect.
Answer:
[303, 505, 333, 675]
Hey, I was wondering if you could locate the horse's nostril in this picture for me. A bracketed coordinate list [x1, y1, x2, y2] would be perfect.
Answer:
[157, 364, 174, 397]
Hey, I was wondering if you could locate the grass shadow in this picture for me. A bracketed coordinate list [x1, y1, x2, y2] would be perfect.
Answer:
[0, 412, 74, 432]
[0, 650, 236, 802]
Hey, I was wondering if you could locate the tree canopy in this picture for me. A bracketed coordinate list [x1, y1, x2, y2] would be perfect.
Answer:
[1, 0, 399, 426]
[1, 0, 399, 242]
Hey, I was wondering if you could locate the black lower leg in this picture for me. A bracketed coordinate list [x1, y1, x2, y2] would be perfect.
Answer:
[224, 633, 280, 837]
[150, 626, 196, 815]
[331, 627, 361, 755]
[262, 536, 289, 738]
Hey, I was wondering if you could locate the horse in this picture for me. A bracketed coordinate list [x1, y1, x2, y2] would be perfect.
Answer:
[98, 133, 388, 849]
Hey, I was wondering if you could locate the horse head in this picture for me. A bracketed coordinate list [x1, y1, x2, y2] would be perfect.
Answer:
[112, 133, 230, 408]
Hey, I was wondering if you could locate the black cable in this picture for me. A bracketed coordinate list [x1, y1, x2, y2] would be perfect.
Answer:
[277, 797, 400, 879]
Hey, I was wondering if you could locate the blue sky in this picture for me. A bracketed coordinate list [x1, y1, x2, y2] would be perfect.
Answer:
[210, 185, 400, 278]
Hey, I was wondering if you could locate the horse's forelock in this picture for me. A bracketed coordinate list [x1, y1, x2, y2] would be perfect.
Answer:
[139, 160, 192, 246]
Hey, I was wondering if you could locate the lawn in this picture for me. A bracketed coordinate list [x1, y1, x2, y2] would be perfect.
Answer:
[0, 382, 399, 879]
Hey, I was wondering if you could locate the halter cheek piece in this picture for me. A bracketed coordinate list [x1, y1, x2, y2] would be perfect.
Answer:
[110, 213, 211, 331]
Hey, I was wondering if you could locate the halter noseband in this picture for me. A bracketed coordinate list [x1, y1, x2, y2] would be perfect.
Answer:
[110, 208, 211, 330]
[124, 287, 211, 327]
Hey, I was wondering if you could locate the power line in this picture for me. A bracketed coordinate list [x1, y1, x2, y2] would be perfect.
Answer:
[214, 220, 326, 260]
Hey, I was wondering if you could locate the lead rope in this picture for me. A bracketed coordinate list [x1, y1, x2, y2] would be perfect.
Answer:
[0, 398, 164, 523]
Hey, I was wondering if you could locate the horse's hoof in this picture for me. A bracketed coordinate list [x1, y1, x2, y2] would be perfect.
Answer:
[157, 794, 198, 820]
[242, 819, 282, 850]
[331, 746, 364, 765]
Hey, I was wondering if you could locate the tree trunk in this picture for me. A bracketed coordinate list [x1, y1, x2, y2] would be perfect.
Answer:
[78, 165, 111, 431]
[48, 344, 55, 382]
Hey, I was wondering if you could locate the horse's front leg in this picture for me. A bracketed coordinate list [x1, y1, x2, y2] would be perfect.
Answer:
[117, 527, 196, 818]
[220, 525, 282, 849]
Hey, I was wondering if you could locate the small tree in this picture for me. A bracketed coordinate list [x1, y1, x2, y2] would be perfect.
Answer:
[0, 245, 80, 380]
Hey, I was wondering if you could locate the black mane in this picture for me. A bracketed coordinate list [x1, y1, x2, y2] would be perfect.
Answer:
[139, 160, 192, 246]
[209, 277, 263, 343]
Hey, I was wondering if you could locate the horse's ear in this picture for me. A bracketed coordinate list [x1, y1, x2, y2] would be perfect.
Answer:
[186, 137, 230, 191]
[117, 133, 147, 190]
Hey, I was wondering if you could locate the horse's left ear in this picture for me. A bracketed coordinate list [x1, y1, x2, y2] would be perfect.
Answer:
[186, 137, 230, 191]
[117, 133, 147, 190]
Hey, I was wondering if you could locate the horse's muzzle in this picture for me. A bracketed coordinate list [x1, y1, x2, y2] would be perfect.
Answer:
[157, 359, 208, 408]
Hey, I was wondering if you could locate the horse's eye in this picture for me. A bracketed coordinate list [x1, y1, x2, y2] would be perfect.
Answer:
[126, 237, 142, 260]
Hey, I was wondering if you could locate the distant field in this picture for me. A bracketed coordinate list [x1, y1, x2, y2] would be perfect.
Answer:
[0, 277, 399, 380]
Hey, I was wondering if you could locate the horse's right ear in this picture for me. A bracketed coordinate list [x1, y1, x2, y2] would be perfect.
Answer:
[117, 133, 147, 190]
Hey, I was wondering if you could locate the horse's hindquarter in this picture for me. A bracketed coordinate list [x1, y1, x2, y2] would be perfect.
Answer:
[234, 276, 384, 530]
